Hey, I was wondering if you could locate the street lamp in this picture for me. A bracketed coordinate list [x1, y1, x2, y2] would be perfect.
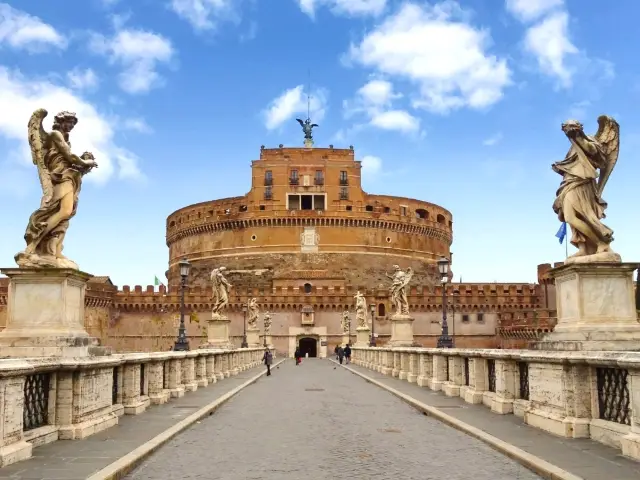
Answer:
[369, 303, 376, 347]
[437, 257, 454, 348]
[451, 288, 459, 348]
[173, 259, 191, 351]
[241, 304, 248, 348]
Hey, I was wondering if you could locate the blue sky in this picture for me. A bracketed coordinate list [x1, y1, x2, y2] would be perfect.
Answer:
[0, 0, 638, 287]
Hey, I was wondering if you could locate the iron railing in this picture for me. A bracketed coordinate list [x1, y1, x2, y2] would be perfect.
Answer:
[112, 367, 119, 404]
[487, 359, 496, 393]
[163, 361, 168, 389]
[518, 361, 529, 400]
[23, 373, 50, 431]
[596, 367, 630, 425]
[140, 364, 145, 396]
[463, 358, 470, 386]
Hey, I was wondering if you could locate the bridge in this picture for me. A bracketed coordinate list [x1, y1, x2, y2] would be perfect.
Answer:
[0, 348, 638, 479]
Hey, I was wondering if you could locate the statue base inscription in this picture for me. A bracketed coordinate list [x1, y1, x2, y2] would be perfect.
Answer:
[0, 268, 110, 357]
[387, 314, 415, 347]
[536, 262, 640, 351]
[355, 326, 370, 346]
[200, 313, 233, 349]
[246, 327, 261, 347]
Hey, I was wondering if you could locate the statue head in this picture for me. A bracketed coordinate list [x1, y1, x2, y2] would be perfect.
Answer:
[393, 265, 400, 271]
[562, 120, 583, 135]
[53, 111, 78, 134]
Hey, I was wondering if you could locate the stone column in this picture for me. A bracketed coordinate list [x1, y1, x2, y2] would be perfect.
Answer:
[181, 355, 198, 392]
[0, 268, 108, 357]
[213, 353, 224, 381]
[399, 351, 410, 380]
[407, 352, 419, 383]
[392, 351, 401, 378]
[0, 368, 33, 466]
[443, 356, 463, 397]
[147, 361, 169, 405]
[417, 352, 433, 387]
[221, 353, 231, 378]
[463, 357, 486, 404]
[122, 363, 149, 415]
[195, 355, 208, 387]
[230, 352, 239, 376]
[430, 354, 448, 391]
[167, 358, 185, 398]
[492, 359, 516, 414]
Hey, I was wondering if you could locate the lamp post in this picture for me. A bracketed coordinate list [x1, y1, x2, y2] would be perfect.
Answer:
[241, 304, 248, 348]
[451, 288, 459, 348]
[173, 259, 191, 351]
[369, 303, 376, 347]
[437, 257, 454, 348]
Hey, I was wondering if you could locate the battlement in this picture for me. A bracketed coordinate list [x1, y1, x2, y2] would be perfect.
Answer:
[258, 145, 355, 161]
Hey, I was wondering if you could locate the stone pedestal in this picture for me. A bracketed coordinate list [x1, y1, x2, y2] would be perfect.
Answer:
[387, 314, 415, 347]
[341, 333, 351, 347]
[0, 268, 109, 357]
[536, 263, 640, 351]
[355, 326, 370, 346]
[200, 313, 233, 349]
[246, 327, 261, 347]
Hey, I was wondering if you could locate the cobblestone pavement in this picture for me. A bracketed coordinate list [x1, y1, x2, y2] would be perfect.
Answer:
[127, 359, 541, 480]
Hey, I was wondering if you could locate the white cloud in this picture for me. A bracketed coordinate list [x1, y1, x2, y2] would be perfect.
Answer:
[170, 0, 239, 31]
[123, 118, 153, 133]
[346, 2, 511, 114]
[89, 28, 174, 94]
[0, 66, 144, 185]
[482, 132, 502, 146]
[263, 85, 328, 131]
[298, 0, 387, 18]
[505, 0, 563, 22]
[523, 11, 577, 87]
[67, 68, 99, 90]
[0, 3, 67, 52]
[361, 155, 382, 175]
[344, 79, 419, 133]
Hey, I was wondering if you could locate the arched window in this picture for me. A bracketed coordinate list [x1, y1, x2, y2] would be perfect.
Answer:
[303, 283, 312, 294]
[378, 303, 386, 317]
[415, 208, 428, 219]
[436, 214, 445, 224]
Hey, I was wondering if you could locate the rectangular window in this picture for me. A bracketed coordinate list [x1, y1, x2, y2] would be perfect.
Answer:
[477, 313, 484, 322]
[339, 171, 348, 185]
[315, 170, 324, 185]
[290, 170, 299, 185]
[313, 195, 325, 210]
[301, 195, 312, 210]
[462, 314, 470, 323]
[264, 186, 272, 200]
[401, 206, 407, 216]
[264, 170, 273, 186]
[288, 194, 300, 210]
[340, 187, 348, 200]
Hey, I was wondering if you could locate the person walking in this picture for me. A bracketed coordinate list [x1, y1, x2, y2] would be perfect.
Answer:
[294, 347, 301, 365]
[344, 344, 351, 364]
[262, 347, 273, 376]
[337, 345, 345, 365]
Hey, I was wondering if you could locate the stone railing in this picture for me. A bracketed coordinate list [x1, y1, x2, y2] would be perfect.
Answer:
[0, 347, 266, 467]
[351, 346, 640, 462]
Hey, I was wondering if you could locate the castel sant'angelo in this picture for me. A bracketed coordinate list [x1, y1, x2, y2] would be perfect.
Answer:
[0, 127, 558, 357]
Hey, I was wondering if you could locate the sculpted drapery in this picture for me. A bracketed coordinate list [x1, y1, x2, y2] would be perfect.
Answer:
[210, 267, 232, 316]
[552, 116, 620, 263]
[386, 265, 414, 316]
[354, 291, 368, 328]
[247, 298, 259, 329]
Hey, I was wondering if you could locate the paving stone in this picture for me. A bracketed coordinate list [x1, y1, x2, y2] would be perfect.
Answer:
[126, 360, 541, 480]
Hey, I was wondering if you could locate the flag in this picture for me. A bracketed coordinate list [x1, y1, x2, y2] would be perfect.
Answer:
[555, 222, 567, 244]
[154, 275, 162, 286]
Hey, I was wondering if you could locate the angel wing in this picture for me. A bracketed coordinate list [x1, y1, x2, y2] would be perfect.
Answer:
[310, 124, 318, 128]
[594, 115, 620, 197]
[401, 267, 414, 288]
[28, 108, 53, 208]
[296, 118, 305, 127]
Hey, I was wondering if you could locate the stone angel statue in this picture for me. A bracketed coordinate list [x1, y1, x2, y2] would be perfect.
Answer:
[341, 310, 351, 333]
[296, 118, 318, 141]
[354, 291, 368, 328]
[15, 109, 98, 269]
[552, 115, 621, 263]
[263, 311, 272, 335]
[386, 265, 414, 316]
[210, 267, 232, 316]
[247, 297, 259, 329]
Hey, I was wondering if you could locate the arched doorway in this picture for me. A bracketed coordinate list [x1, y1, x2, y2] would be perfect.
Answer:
[298, 337, 317, 357]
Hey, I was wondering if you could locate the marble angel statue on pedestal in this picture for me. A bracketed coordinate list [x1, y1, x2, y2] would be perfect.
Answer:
[341, 310, 351, 333]
[552, 115, 621, 263]
[15, 109, 98, 269]
[354, 291, 368, 328]
[247, 297, 259, 329]
[386, 265, 414, 316]
[210, 267, 232, 316]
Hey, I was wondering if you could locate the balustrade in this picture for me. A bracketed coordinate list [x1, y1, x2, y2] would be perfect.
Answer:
[0, 347, 265, 468]
[350, 346, 640, 462]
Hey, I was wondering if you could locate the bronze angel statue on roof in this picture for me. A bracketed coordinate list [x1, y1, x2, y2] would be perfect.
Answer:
[552, 115, 621, 263]
[296, 118, 318, 141]
[15, 109, 98, 269]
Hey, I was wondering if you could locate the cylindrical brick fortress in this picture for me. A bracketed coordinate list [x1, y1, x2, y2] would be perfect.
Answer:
[165, 146, 452, 291]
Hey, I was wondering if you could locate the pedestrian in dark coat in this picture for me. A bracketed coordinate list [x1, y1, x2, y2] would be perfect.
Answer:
[337, 346, 345, 365]
[344, 344, 352, 364]
[262, 348, 273, 376]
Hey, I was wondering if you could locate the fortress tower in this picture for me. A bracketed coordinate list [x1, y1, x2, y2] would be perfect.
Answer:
[165, 145, 453, 293]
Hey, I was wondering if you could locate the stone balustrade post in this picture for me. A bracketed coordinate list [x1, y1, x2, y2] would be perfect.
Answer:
[181, 355, 198, 392]
[221, 353, 231, 378]
[621, 367, 640, 460]
[0, 368, 32, 466]
[492, 359, 516, 414]
[463, 357, 486, 404]
[392, 351, 401, 377]
[230, 352, 239, 376]
[443, 356, 464, 397]
[205, 354, 217, 383]
[430, 354, 448, 391]
[417, 352, 433, 387]
[147, 361, 169, 405]
[167, 358, 185, 398]
[195, 355, 208, 387]
[123, 363, 149, 415]
[407, 352, 419, 383]
[214, 353, 225, 381]
[112, 366, 124, 415]
[399, 351, 410, 380]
